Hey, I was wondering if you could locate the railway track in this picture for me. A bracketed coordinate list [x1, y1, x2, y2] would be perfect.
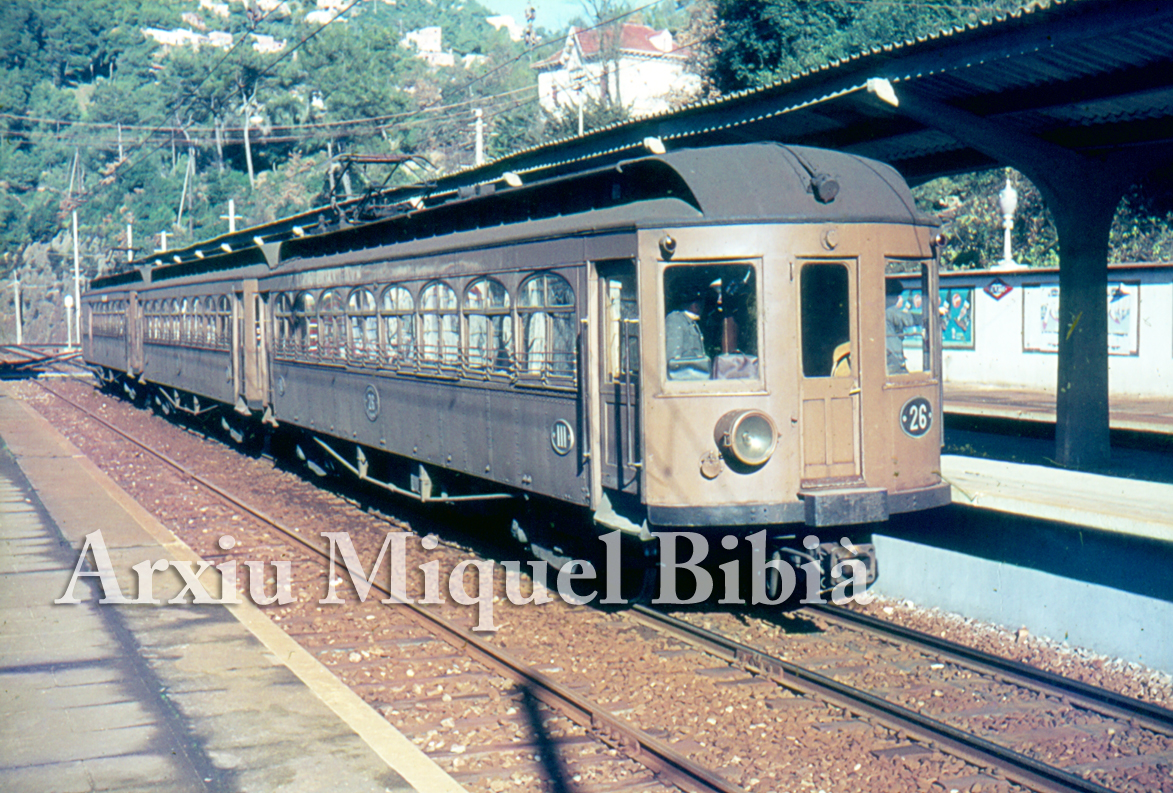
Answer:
[23, 378, 1173, 793]
[631, 606, 1137, 793]
[30, 379, 740, 793]
[808, 604, 1173, 737]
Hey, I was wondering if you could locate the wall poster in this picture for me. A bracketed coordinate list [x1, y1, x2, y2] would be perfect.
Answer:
[940, 287, 974, 349]
[1022, 283, 1139, 355]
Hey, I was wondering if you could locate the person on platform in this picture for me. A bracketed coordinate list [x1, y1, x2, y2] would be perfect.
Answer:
[886, 280, 944, 374]
[665, 286, 711, 380]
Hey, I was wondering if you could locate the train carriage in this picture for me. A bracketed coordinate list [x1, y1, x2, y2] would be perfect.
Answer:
[83, 142, 952, 596]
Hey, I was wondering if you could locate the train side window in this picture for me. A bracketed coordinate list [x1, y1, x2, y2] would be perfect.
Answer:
[293, 292, 318, 357]
[420, 281, 459, 365]
[193, 298, 206, 346]
[884, 261, 934, 376]
[180, 298, 190, 344]
[347, 288, 378, 365]
[216, 295, 232, 349]
[320, 290, 346, 360]
[519, 272, 576, 383]
[170, 299, 181, 344]
[663, 263, 758, 382]
[204, 297, 217, 346]
[465, 278, 513, 375]
[273, 293, 292, 357]
[800, 264, 850, 378]
[381, 285, 415, 367]
[602, 270, 637, 383]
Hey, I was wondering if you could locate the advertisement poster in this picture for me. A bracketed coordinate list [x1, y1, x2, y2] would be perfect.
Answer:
[940, 287, 974, 348]
[1023, 283, 1138, 355]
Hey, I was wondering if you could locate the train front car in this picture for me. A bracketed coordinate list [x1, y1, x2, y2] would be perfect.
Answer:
[618, 143, 950, 602]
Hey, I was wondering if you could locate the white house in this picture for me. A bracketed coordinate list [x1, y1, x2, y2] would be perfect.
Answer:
[534, 24, 700, 120]
[401, 26, 456, 68]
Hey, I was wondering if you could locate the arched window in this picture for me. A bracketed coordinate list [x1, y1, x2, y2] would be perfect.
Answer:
[272, 293, 292, 357]
[419, 281, 458, 365]
[320, 290, 346, 360]
[381, 285, 414, 367]
[170, 299, 181, 343]
[465, 278, 512, 374]
[518, 273, 576, 382]
[216, 295, 232, 349]
[293, 292, 318, 357]
[180, 297, 190, 344]
[347, 288, 378, 364]
[192, 298, 206, 346]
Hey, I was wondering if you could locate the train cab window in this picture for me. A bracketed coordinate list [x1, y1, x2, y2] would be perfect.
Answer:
[800, 264, 851, 378]
[293, 292, 318, 357]
[663, 263, 758, 382]
[519, 272, 576, 382]
[465, 278, 513, 374]
[347, 289, 378, 364]
[381, 286, 415, 367]
[319, 290, 346, 360]
[884, 261, 934, 376]
[420, 282, 459, 365]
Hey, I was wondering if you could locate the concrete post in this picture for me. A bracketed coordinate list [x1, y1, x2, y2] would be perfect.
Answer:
[1052, 193, 1117, 470]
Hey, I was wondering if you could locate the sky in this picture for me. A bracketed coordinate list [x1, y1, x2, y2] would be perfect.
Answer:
[479, 0, 587, 34]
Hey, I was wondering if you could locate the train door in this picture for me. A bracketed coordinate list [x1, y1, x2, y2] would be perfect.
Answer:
[238, 280, 266, 408]
[127, 292, 143, 376]
[797, 259, 861, 482]
[594, 260, 641, 495]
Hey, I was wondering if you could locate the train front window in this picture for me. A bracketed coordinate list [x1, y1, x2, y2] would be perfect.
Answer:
[663, 263, 758, 382]
[800, 264, 851, 378]
[884, 260, 933, 376]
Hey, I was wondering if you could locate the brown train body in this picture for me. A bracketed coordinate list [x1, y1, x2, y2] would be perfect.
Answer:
[82, 143, 951, 593]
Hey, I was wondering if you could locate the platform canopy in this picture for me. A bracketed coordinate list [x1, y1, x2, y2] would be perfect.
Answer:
[440, 0, 1172, 470]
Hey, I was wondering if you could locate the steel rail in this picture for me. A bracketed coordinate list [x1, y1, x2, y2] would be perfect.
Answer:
[631, 604, 1118, 793]
[809, 604, 1173, 736]
[35, 381, 744, 793]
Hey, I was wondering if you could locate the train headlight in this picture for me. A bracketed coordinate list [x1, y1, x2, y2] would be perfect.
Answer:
[714, 409, 777, 468]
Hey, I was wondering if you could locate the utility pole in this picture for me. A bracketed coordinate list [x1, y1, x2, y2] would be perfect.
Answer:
[72, 211, 82, 347]
[220, 199, 238, 234]
[474, 109, 484, 166]
[12, 274, 22, 345]
[242, 96, 256, 189]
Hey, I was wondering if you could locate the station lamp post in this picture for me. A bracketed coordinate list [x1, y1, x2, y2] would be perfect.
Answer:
[996, 172, 1019, 269]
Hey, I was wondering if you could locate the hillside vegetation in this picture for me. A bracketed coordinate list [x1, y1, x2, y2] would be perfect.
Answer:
[1, 0, 1170, 342]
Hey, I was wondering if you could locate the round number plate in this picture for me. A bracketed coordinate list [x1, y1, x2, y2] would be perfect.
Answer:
[900, 396, 933, 438]
[364, 385, 380, 422]
[550, 419, 574, 455]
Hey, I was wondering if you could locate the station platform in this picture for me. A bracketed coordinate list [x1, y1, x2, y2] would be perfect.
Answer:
[944, 383, 1173, 435]
[940, 454, 1173, 542]
[0, 387, 465, 793]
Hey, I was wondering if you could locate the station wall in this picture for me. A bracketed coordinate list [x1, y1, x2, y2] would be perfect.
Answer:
[934, 263, 1172, 398]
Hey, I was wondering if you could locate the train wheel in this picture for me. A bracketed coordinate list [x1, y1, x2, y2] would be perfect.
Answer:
[764, 548, 786, 602]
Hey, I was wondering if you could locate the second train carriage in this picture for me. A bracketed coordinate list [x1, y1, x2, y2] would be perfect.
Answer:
[82, 142, 953, 596]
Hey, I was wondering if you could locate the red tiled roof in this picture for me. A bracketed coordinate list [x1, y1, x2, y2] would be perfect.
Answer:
[534, 23, 688, 69]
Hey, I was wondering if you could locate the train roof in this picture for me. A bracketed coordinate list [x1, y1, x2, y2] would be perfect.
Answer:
[90, 143, 935, 291]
